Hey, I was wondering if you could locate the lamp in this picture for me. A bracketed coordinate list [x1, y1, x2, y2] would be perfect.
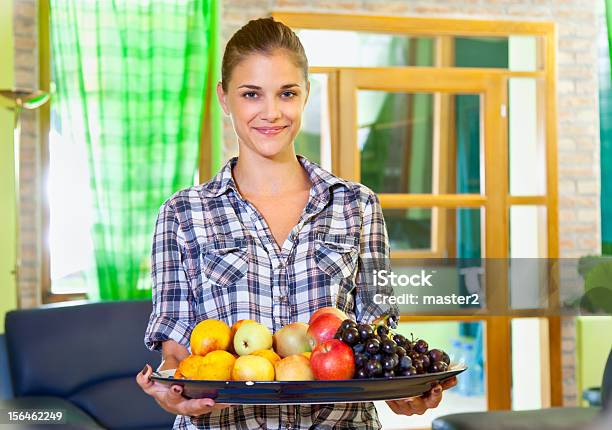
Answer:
[0, 89, 50, 305]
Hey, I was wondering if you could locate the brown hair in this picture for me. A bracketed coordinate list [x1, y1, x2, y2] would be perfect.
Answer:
[221, 17, 308, 92]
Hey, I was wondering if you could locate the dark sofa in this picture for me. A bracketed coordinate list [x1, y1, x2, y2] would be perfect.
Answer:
[1, 300, 175, 429]
[432, 348, 612, 430]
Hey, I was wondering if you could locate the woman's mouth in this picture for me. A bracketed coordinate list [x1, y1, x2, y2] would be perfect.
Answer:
[253, 126, 287, 136]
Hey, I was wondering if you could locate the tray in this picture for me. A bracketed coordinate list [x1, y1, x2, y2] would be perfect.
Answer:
[150, 365, 467, 405]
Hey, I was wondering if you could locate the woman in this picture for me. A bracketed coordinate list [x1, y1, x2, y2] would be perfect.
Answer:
[136, 17, 456, 429]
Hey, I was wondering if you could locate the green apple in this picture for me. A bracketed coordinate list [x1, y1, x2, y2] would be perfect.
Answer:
[273, 322, 311, 358]
[233, 322, 273, 356]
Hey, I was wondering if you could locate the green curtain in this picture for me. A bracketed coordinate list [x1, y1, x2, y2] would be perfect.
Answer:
[50, 0, 220, 300]
[602, 1, 612, 255]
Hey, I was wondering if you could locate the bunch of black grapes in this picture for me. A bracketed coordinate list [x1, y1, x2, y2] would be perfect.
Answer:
[334, 314, 451, 379]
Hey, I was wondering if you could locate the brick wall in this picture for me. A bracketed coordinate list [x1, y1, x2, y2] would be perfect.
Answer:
[11, 0, 602, 406]
[13, 0, 41, 310]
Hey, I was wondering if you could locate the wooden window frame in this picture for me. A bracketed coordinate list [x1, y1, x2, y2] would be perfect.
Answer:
[273, 11, 560, 410]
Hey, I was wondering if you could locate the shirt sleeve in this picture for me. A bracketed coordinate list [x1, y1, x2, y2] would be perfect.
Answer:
[354, 191, 400, 324]
[144, 200, 197, 353]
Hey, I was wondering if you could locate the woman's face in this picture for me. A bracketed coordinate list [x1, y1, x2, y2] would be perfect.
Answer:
[217, 49, 309, 159]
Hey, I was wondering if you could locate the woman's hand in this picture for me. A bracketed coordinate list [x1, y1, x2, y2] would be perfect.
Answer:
[136, 364, 231, 417]
[385, 377, 457, 416]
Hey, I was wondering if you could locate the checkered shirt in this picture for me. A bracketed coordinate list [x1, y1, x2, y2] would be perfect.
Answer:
[144, 155, 399, 429]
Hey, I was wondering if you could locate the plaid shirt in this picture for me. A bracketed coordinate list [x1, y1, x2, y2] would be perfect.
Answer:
[144, 155, 399, 429]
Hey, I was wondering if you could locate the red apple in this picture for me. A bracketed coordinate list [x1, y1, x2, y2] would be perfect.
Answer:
[308, 306, 348, 325]
[310, 339, 355, 380]
[306, 313, 343, 350]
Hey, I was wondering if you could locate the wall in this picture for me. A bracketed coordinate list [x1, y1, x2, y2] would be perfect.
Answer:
[0, 0, 17, 334]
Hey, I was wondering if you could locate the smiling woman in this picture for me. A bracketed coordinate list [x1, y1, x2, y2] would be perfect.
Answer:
[137, 17, 453, 430]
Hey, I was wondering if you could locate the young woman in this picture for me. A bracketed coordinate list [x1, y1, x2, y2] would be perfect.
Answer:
[136, 17, 456, 429]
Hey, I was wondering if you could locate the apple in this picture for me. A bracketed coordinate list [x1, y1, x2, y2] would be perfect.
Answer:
[274, 354, 315, 381]
[233, 322, 273, 356]
[308, 306, 348, 325]
[232, 355, 275, 381]
[273, 322, 311, 357]
[310, 339, 355, 380]
[306, 313, 343, 350]
[229, 319, 256, 353]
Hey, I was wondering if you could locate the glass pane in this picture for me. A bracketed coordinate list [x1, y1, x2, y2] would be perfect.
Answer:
[48, 108, 95, 294]
[359, 90, 483, 194]
[508, 78, 546, 195]
[297, 29, 434, 67]
[295, 73, 329, 167]
[454, 36, 541, 71]
[455, 36, 509, 68]
[385, 208, 432, 251]
[385, 207, 483, 257]
[512, 318, 547, 410]
[509, 206, 548, 309]
[376, 320, 486, 429]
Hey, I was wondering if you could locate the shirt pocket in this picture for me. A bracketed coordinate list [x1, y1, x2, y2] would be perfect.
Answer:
[314, 233, 359, 318]
[197, 238, 250, 322]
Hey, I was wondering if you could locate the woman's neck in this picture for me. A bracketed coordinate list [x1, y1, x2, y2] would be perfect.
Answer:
[232, 149, 311, 198]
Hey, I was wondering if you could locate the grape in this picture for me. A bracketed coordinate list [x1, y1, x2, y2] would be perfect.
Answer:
[354, 314, 453, 379]
[366, 359, 383, 377]
[421, 354, 431, 369]
[393, 334, 406, 345]
[413, 358, 425, 374]
[357, 324, 374, 341]
[382, 355, 398, 371]
[341, 328, 359, 346]
[354, 352, 368, 368]
[428, 349, 444, 363]
[429, 361, 449, 373]
[414, 339, 428, 354]
[398, 355, 413, 370]
[376, 325, 389, 337]
[395, 346, 406, 357]
[400, 366, 418, 377]
[355, 368, 368, 379]
[381, 339, 397, 355]
[365, 338, 381, 354]
[408, 351, 420, 361]
[341, 319, 357, 331]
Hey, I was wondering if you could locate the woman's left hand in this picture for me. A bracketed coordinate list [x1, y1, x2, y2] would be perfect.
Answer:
[385, 377, 457, 416]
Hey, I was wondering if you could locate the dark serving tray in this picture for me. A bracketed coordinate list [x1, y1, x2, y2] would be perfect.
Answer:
[150, 365, 467, 405]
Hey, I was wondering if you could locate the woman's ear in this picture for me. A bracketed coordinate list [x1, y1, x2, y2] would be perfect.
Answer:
[216, 81, 230, 116]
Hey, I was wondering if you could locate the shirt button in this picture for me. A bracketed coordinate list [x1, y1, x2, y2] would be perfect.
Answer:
[279, 295, 288, 303]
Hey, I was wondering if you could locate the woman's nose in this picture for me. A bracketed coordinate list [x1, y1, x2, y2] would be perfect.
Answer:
[261, 98, 281, 121]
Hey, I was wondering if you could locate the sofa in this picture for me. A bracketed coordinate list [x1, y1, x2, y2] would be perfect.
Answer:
[432, 348, 612, 430]
[1, 300, 175, 429]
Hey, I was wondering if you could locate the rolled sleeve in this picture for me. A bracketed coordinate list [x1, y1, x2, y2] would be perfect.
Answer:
[144, 200, 196, 353]
[354, 191, 400, 324]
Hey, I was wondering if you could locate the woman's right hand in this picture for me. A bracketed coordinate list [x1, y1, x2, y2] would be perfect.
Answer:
[136, 364, 231, 417]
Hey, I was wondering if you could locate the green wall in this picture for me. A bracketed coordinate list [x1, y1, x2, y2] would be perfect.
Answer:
[0, 0, 17, 334]
[576, 316, 612, 406]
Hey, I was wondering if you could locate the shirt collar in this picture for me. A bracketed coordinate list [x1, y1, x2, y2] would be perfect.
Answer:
[199, 155, 348, 201]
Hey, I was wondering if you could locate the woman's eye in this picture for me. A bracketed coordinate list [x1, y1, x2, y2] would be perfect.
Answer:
[242, 92, 258, 98]
[282, 91, 297, 98]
